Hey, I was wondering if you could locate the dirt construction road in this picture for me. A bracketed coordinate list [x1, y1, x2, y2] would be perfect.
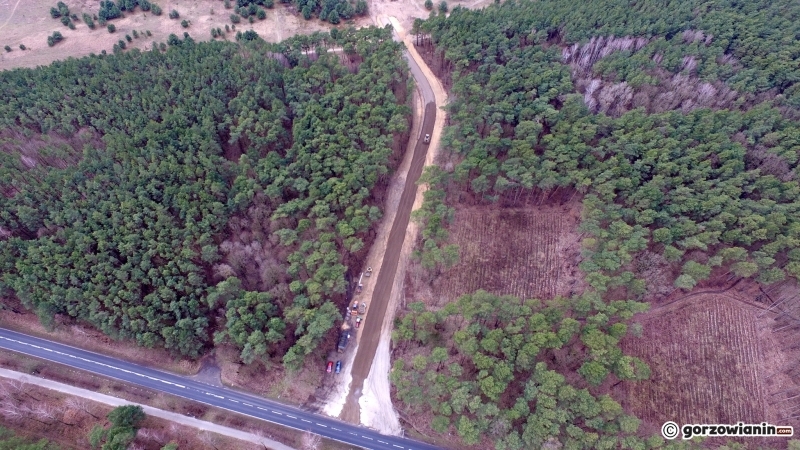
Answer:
[341, 102, 436, 423]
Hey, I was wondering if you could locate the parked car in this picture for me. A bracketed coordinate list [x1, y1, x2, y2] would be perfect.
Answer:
[326, 361, 333, 373]
[424, 133, 431, 143]
[335, 361, 342, 374]
[355, 317, 362, 328]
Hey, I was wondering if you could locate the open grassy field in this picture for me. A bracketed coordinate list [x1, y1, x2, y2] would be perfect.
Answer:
[624, 294, 766, 426]
[0, 0, 333, 71]
[422, 202, 584, 306]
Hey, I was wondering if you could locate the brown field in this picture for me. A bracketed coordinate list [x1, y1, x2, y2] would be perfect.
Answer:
[625, 294, 766, 426]
[423, 202, 584, 306]
[0, 0, 333, 71]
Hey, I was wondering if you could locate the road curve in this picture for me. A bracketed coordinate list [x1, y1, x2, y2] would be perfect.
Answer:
[0, 328, 441, 450]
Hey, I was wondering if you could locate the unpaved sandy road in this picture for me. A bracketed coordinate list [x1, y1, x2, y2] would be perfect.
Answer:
[336, 15, 448, 434]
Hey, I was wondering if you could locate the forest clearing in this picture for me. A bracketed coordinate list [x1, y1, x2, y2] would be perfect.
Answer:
[624, 293, 766, 429]
[430, 205, 583, 305]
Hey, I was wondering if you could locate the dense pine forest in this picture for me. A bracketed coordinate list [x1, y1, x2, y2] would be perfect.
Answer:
[0, 27, 410, 367]
[399, 0, 800, 447]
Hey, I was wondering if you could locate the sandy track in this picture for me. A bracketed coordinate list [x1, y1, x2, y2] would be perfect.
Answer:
[338, 15, 449, 435]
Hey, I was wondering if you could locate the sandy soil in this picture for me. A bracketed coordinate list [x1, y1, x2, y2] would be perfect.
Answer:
[352, 15, 449, 435]
[317, 59, 423, 422]
[0, 0, 331, 71]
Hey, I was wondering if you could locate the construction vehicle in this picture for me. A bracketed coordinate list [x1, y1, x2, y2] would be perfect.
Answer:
[356, 272, 364, 294]
[337, 322, 351, 352]
[337, 331, 350, 353]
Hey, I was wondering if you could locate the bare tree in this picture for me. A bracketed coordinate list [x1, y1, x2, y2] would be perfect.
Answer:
[198, 431, 220, 450]
[0, 403, 25, 423]
[139, 428, 167, 445]
[300, 431, 322, 450]
[65, 397, 100, 419]
[32, 403, 59, 424]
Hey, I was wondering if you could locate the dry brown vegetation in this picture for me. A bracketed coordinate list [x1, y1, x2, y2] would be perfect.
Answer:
[624, 294, 766, 427]
[408, 202, 585, 308]
[619, 279, 800, 447]
[0, 348, 357, 449]
[0, 375, 265, 450]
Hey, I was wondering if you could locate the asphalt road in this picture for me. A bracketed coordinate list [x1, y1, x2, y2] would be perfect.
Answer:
[0, 328, 441, 450]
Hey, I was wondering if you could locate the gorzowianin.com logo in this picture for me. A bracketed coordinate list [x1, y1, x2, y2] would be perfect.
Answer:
[661, 421, 794, 440]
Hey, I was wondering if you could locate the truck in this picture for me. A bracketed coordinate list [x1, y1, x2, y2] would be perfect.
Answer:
[337, 331, 350, 353]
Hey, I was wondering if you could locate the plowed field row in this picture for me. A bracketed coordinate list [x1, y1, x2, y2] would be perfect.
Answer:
[626, 296, 764, 425]
[435, 210, 562, 301]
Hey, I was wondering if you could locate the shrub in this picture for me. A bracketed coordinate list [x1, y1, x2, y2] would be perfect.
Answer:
[169, 9, 179, 19]
[256, 8, 266, 19]
[230, 14, 240, 23]
[424, 0, 433, 9]
[150, 4, 162, 15]
[60, 16, 70, 26]
[140, 0, 151, 11]
[19, 44, 26, 50]
[132, 30, 139, 38]
[146, 30, 152, 36]
[47, 31, 64, 47]
[83, 13, 96, 29]
[118, 39, 126, 49]
[438, 0, 447, 12]
[264, 0, 274, 8]
[98, 1, 122, 21]
[125, 34, 132, 42]
[50, 7, 62, 19]
[107, 24, 116, 33]
[355, 0, 367, 15]
[181, 19, 189, 28]
[3, 45, 10, 52]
